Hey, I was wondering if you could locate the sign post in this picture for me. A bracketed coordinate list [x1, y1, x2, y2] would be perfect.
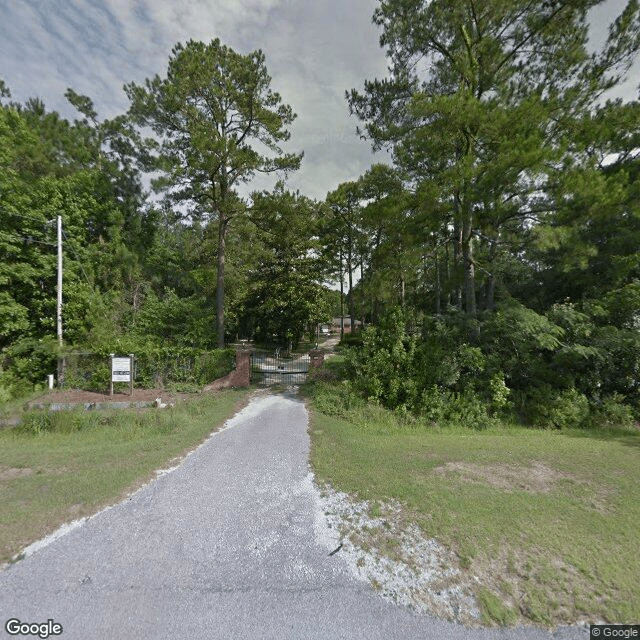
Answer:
[110, 354, 134, 396]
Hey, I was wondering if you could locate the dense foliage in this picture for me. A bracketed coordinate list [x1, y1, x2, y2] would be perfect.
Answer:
[329, 0, 640, 427]
[2, 2, 640, 428]
[344, 305, 638, 428]
[0, 40, 328, 399]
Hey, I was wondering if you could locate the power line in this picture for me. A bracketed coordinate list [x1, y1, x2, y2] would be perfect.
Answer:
[1, 230, 92, 289]
[0, 209, 54, 224]
[0, 232, 57, 248]
[61, 228, 92, 285]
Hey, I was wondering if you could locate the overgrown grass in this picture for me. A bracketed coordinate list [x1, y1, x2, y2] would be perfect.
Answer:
[0, 389, 252, 565]
[0, 387, 51, 422]
[305, 380, 640, 627]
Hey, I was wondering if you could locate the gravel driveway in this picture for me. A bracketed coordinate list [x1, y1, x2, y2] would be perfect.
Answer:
[0, 392, 588, 639]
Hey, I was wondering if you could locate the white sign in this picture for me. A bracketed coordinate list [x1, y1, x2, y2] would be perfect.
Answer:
[111, 356, 132, 382]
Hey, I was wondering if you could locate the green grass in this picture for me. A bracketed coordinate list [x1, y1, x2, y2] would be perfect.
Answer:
[477, 587, 518, 626]
[305, 381, 640, 627]
[0, 389, 252, 565]
[0, 387, 51, 422]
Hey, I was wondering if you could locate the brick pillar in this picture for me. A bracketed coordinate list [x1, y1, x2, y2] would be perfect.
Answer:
[204, 349, 252, 391]
[309, 349, 324, 369]
[235, 349, 251, 386]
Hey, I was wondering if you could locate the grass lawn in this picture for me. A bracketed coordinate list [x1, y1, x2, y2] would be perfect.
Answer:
[0, 388, 252, 566]
[306, 382, 640, 627]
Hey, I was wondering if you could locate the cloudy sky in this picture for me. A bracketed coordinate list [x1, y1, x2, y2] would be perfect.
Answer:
[1, 0, 638, 201]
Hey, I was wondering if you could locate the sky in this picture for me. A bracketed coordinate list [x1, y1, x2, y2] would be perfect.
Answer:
[1, 0, 639, 202]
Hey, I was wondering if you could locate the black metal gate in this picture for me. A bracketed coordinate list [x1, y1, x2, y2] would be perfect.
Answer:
[250, 351, 311, 386]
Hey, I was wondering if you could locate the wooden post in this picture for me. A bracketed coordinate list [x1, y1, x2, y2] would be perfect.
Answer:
[109, 353, 114, 396]
[129, 354, 134, 396]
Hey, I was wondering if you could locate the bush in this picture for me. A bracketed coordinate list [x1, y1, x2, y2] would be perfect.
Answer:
[417, 386, 496, 430]
[588, 394, 637, 430]
[0, 368, 42, 403]
[524, 387, 590, 429]
[346, 308, 418, 409]
[0, 337, 58, 400]
[338, 331, 364, 349]
[307, 380, 364, 418]
[307, 366, 339, 383]
[337, 301, 637, 431]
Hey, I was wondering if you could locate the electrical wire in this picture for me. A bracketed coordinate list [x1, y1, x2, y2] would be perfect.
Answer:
[1, 226, 92, 289]
[0, 232, 57, 248]
[0, 209, 54, 225]
[61, 228, 92, 285]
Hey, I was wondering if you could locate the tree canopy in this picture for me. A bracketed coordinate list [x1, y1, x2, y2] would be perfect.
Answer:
[124, 38, 302, 346]
[1, 7, 640, 426]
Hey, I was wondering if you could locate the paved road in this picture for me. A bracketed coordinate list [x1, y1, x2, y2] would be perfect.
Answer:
[0, 393, 588, 640]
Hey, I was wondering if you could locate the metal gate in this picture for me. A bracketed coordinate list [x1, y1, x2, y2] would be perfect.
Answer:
[250, 351, 311, 386]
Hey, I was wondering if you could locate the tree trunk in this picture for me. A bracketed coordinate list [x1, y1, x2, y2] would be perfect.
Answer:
[216, 214, 227, 348]
[453, 215, 463, 311]
[370, 229, 381, 323]
[435, 247, 441, 315]
[486, 273, 496, 311]
[339, 247, 344, 341]
[445, 240, 451, 308]
[348, 238, 355, 333]
[462, 213, 476, 316]
[453, 190, 465, 311]
[485, 238, 497, 311]
[359, 255, 365, 326]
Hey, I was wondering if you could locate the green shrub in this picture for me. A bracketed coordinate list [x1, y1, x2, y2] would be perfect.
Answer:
[588, 394, 637, 430]
[307, 380, 364, 418]
[346, 308, 418, 409]
[307, 366, 339, 383]
[338, 302, 637, 431]
[488, 372, 512, 412]
[339, 331, 364, 348]
[0, 368, 39, 403]
[525, 387, 590, 429]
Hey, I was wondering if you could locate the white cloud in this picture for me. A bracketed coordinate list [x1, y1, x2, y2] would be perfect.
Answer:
[4, 0, 635, 204]
[1, 0, 388, 199]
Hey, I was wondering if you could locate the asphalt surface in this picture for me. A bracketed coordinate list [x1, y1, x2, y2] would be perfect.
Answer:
[0, 392, 589, 640]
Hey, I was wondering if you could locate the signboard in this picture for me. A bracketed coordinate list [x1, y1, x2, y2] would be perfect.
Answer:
[111, 357, 132, 382]
[110, 354, 134, 396]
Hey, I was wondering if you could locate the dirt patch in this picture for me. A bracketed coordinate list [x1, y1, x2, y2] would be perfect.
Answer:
[433, 461, 577, 493]
[0, 467, 33, 481]
[27, 388, 189, 406]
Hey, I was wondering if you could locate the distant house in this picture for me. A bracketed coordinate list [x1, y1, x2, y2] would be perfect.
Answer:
[331, 316, 362, 334]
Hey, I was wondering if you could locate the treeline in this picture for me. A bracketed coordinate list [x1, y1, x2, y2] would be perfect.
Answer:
[0, 56, 336, 399]
[3, 0, 640, 426]
[322, 0, 640, 427]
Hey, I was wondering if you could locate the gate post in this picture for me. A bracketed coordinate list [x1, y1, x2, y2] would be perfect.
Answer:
[235, 348, 252, 386]
[203, 348, 252, 391]
[309, 349, 324, 369]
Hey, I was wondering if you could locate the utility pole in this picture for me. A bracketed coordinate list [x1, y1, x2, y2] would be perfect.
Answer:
[57, 215, 64, 387]
[57, 215, 62, 347]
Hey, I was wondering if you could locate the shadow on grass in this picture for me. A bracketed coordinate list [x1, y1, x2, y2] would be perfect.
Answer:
[561, 424, 640, 449]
